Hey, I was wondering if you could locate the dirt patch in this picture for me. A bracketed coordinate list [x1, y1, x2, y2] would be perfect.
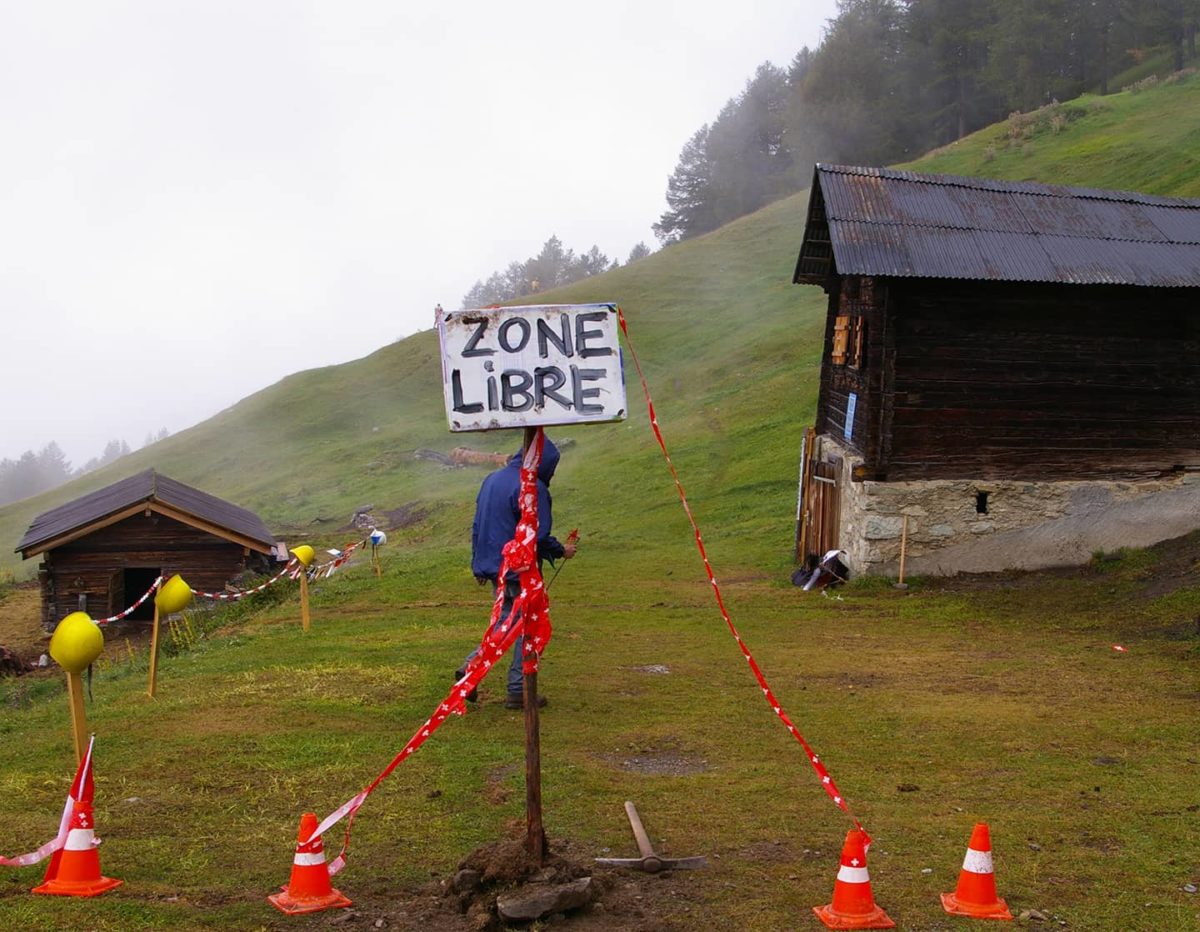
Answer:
[930, 529, 1200, 600]
[613, 753, 708, 777]
[383, 503, 431, 529]
[0, 584, 46, 668]
[738, 840, 793, 863]
[799, 671, 896, 689]
[927, 565, 1080, 593]
[599, 750, 709, 777]
[1139, 530, 1200, 599]
[599, 734, 710, 777]
[483, 763, 519, 806]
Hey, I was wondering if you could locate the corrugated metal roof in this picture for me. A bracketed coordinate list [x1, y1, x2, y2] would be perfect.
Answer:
[793, 164, 1200, 286]
[16, 469, 276, 555]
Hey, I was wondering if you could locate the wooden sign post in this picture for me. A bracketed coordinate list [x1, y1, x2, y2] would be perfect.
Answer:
[299, 571, 311, 632]
[438, 303, 627, 865]
[147, 604, 162, 698]
[148, 575, 192, 697]
[66, 670, 88, 766]
[521, 426, 546, 863]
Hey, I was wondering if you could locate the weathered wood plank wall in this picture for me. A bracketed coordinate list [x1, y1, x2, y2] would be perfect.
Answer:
[39, 512, 251, 627]
[814, 278, 1199, 482]
[816, 276, 888, 464]
[884, 281, 1199, 480]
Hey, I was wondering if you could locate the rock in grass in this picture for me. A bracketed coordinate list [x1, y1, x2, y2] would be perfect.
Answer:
[452, 868, 482, 893]
[496, 877, 594, 921]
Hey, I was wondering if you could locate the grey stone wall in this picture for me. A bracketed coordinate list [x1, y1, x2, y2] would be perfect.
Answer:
[813, 436, 1200, 576]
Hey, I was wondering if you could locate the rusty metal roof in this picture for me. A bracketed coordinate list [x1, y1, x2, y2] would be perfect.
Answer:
[793, 164, 1200, 287]
[16, 469, 276, 556]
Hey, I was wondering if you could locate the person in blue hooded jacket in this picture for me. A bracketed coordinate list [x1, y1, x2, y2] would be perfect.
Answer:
[456, 436, 576, 709]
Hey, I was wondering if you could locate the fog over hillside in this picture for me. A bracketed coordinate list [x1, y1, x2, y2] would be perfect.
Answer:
[0, 0, 837, 468]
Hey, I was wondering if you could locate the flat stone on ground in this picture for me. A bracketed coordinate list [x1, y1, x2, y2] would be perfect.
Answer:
[496, 877, 595, 921]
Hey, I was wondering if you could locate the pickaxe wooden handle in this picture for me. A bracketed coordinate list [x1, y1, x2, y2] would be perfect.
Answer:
[594, 800, 707, 873]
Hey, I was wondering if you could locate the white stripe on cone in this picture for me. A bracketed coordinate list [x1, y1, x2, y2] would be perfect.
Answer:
[962, 847, 995, 874]
[64, 828, 95, 851]
[836, 865, 871, 884]
[294, 851, 327, 867]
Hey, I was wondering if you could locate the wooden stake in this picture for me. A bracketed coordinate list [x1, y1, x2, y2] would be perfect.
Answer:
[372, 546, 382, 578]
[522, 425, 545, 865]
[895, 515, 909, 590]
[147, 604, 162, 697]
[299, 570, 311, 632]
[67, 670, 87, 766]
[524, 667, 545, 864]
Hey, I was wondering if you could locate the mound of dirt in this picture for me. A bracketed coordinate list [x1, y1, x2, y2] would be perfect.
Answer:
[440, 837, 600, 930]
[0, 644, 33, 676]
[397, 833, 695, 931]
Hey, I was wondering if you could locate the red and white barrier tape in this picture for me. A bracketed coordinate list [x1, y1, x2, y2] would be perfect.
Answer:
[190, 537, 367, 601]
[311, 539, 367, 579]
[90, 577, 163, 627]
[0, 736, 95, 868]
[190, 565, 293, 601]
[616, 306, 870, 844]
[300, 439, 550, 873]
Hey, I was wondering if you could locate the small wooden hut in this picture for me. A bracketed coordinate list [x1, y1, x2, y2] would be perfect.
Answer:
[792, 164, 1200, 576]
[16, 469, 280, 628]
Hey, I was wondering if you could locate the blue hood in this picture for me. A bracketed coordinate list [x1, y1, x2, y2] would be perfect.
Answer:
[472, 437, 561, 580]
[507, 437, 560, 486]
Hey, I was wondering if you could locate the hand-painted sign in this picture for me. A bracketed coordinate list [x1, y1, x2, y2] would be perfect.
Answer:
[438, 303, 627, 432]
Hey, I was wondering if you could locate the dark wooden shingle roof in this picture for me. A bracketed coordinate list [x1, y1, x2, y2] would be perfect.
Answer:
[794, 164, 1200, 287]
[16, 469, 276, 557]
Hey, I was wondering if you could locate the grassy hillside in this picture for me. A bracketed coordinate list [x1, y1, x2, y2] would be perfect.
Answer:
[0, 190, 827, 581]
[5, 72, 1200, 578]
[0, 73, 1198, 931]
[905, 69, 1200, 195]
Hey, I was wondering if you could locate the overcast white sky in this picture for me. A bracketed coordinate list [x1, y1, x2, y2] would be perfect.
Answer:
[0, 0, 838, 466]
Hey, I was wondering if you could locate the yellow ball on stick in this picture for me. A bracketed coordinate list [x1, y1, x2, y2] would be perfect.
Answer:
[49, 611, 104, 674]
[155, 574, 193, 614]
[290, 545, 316, 568]
[49, 611, 103, 765]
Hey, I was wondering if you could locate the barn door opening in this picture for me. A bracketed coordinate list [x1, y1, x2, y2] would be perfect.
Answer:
[795, 428, 841, 565]
[122, 567, 160, 620]
[108, 570, 124, 620]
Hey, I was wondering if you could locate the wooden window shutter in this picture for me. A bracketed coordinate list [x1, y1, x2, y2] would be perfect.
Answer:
[832, 314, 850, 365]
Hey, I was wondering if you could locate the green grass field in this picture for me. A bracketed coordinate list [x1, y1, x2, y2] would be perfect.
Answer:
[1, 74, 1199, 930]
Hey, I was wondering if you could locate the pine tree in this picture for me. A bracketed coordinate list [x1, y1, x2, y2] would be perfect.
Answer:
[626, 242, 652, 263]
[653, 125, 717, 243]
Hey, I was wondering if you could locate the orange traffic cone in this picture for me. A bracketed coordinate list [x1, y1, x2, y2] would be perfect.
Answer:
[31, 798, 122, 897]
[942, 823, 1013, 920]
[268, 812, 352, 915]
[813, 829, 895, 929]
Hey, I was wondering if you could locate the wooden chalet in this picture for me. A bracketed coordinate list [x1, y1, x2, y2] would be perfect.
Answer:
[792, 164, 1200, 575]
[16, 469, 280, 628]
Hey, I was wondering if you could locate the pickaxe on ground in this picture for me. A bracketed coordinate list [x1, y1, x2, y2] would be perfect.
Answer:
[594, 800, 707, 873]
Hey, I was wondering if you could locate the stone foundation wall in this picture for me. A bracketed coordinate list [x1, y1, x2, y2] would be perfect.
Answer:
[814, 436, 1200, 577]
